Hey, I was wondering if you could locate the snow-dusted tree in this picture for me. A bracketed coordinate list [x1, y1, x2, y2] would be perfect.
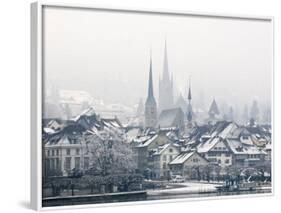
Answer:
[84, 132, 137, 177]
[250, 100, 259, 121]
[81, 132, 138, 193]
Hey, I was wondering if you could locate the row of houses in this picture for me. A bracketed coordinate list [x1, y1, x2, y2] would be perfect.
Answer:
[43, 107, 271, 181]
[131, 121, 271, 179]
[43, 107, 125, 177]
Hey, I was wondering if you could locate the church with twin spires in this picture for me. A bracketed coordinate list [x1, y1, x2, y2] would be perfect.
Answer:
[144, 41, 193, 131]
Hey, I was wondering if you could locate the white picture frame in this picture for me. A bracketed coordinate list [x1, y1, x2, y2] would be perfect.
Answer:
[31, 1, 274, 211]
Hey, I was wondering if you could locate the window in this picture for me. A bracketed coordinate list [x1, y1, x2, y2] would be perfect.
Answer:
[84, 157, 89, 169]
[169, 148, 173, 153]
[163, 155, 167, 161]
[169, 155, 173, 161]
[47, 150, 50, 156]
[76, 148, 80, 155]
[50, 159, 54, 170]
[225, 153, 231, 157]
[65, 157, 71, 170]
[218, 159, 221, 164]
[46, 159, 50, 171]
[52, 150, 55, 156]
[66, 149, 71, 155]
[56, 150, 59, 156]
[225, 159, 230, 164]
[193, 158, 199, 163]
[55, 158, 60, 170]
[75, 157, 80, 169]
[163, 162, 167, 169]
[208, 158, 216, 162]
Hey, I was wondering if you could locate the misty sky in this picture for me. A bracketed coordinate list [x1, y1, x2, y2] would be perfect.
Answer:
[43, 6, 272, 109]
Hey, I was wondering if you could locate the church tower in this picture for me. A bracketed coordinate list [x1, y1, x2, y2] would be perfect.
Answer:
[185, 78, 194, 132]
[145, 54, 157, 129]
[159, 40, 174, 113]
[187, 78, 193, 123]
[208, 99, 220, 119]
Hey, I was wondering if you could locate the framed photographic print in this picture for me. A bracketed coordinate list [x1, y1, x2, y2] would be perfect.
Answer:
[31, 1, 274, 210]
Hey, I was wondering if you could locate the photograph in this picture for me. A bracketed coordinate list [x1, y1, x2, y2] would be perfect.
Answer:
[40, 5, 272, 207]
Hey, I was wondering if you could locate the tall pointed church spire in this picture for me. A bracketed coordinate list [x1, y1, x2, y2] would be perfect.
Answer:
[163, 39, 170, 82]
[187, 77, 193, 123]
[159, 39, 174, 111]
[188, 77, 192, 101]
[145, 51, 157, 129]
[147, 53, 155, 102]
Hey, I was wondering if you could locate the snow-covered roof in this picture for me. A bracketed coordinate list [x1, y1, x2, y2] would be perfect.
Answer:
[137, 134, 158, 147]
[169, 151, 195, 165]
[197, 137, 221, 153]
[265, 143, 272, 150]
[153, 143, 179, 155]
[45, 135, 82, 147]
[44, 127, 56, 134]
[240, 136, 254, 146]
[126, 128, 141, 142]
[73, 107, 96, 122]
[226, 139, 267, 155]
[153, 143, 171, 155]
[132, 135, 151, 143]
[217, 122, 238, 139]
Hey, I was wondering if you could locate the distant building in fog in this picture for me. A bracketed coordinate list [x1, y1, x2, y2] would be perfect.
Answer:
[159, 40, 174, 113]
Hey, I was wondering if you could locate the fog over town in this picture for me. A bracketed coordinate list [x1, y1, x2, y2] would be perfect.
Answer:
[43, 6, 272, 120]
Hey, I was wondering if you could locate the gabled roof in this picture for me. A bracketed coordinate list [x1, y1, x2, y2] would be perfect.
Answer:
[45, 107, 125, 145]
[197, 137, 223, 153]
[136, 134, 158, 147]
[227, 127, 250, 139]
[153, 143, 179, 155]
[208, 99, 220, 116]
[207, 121, 238, 139]
[169, 151, 207, 165]
[226, 139, 267, 155]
